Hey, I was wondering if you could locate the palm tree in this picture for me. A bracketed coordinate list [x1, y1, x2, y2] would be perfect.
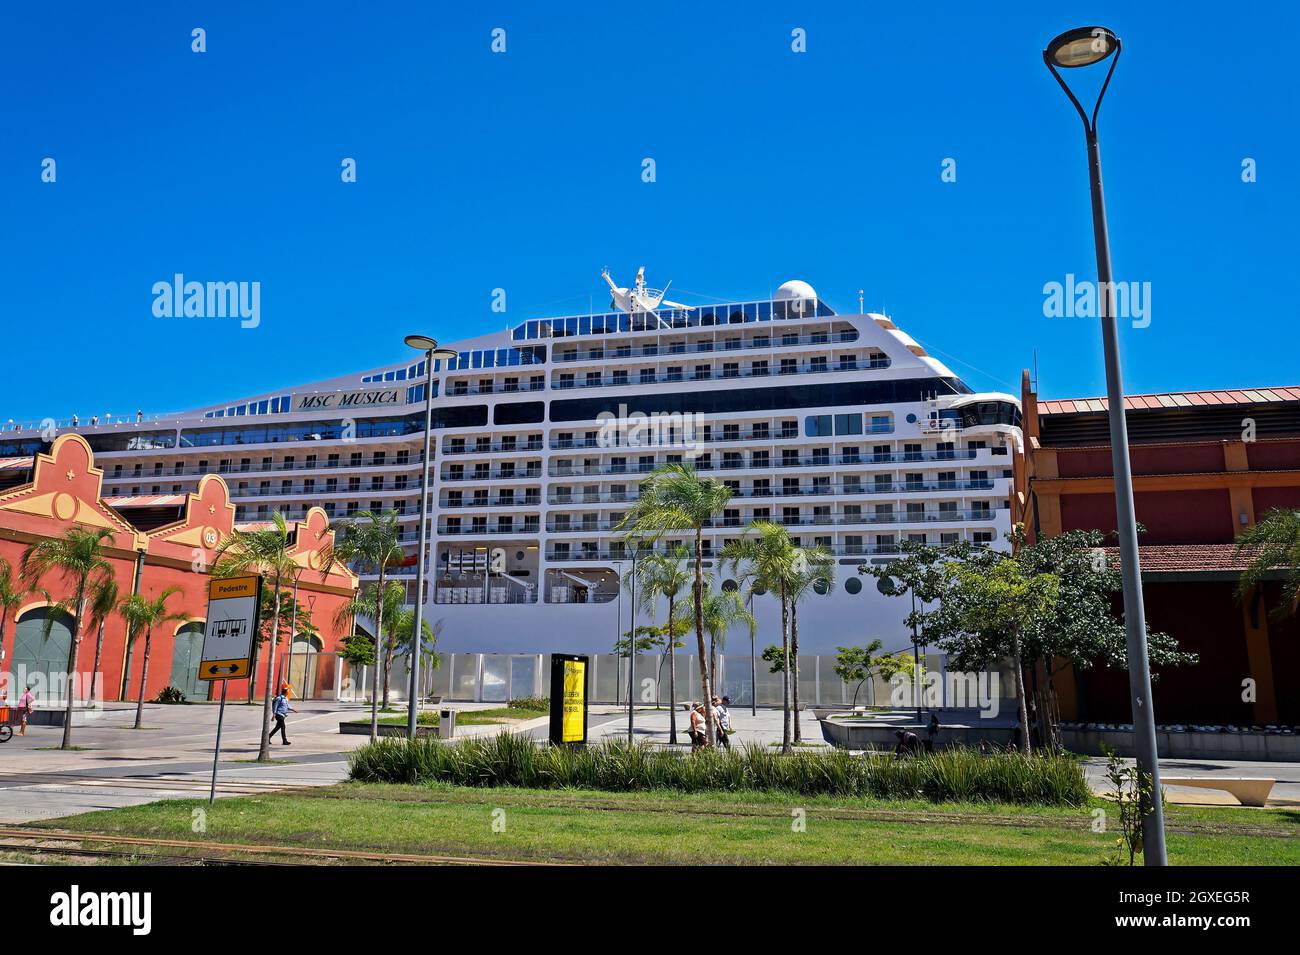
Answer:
[211, 512, 298, 761]
[627, 544, 692, 743]
[1236, 508, 1300, 618]
[615, 463, 731, 745]
[0, 558, 31, 697]
[19, 527, 116, 749]
[324, 510, 404, 739]
[701, 585, 756, 697]
[84, 574, 120, 707]
[722, 521, 798, 751]
[334, 577, 406, 740]
[785, 544, 834, 742]
[127, 586, 189, 728]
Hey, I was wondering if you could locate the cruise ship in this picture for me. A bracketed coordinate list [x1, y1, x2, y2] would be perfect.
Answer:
[1, 271, 1022, 682]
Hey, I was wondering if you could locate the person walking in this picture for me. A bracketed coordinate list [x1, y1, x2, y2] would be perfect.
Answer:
[18, 686, 35, 736]
[269, 689, 295, 745]
[689, 702, 707, 751]
[713, 695, 732, 749]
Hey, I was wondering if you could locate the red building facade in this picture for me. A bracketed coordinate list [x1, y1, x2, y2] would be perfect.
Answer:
[0, 434, 357, 706]
[1014, 375, 1300, 725]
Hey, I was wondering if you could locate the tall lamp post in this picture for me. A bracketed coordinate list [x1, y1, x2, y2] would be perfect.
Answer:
[1043, 26, 1166, 865]
[404, 335, 458, 740]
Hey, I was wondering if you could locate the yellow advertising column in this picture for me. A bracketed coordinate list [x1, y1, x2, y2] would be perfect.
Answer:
[548, 654, 588, 746]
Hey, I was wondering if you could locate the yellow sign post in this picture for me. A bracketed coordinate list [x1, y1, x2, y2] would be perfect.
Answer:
[548, 654, 588, 746]
[198, 574, 263, 803]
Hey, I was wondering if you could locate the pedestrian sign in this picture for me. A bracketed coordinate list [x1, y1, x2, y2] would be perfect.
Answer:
[198, 575, 262, 680]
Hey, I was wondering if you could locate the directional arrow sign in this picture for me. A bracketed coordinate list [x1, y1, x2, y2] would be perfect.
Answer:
[198, 575, 262, 681]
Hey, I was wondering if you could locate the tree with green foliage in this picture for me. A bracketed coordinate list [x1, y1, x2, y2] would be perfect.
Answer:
[335, 578, 405, 724]
[20, 527, 116, 749]
[1011, 527, 1195, 748]
[833, 640, 915, 707]
[84, 574, 120, 707]
[701, 584, 756, 696]
[863, 530, 1195, 752]
[626, 543, 692, 741]
[722, 522, 799, 752]
[616, 463, 731, 745]
[0, 558, 32, 699]
[785, 545, 834, 742]
[1235, 508, 1300, 619]
[124, 586, 190, 728]
[391, 607, 441, 692]
[323, 510, 404, 738]
[211, 511, 299, 761]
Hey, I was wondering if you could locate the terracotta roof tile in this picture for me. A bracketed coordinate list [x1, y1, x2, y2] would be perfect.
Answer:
[1041, 385, 1300, 415]
[1101, 544, 1259, 573]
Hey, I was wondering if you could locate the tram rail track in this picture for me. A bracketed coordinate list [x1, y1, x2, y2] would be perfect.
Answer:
[0, 826, 561, 866]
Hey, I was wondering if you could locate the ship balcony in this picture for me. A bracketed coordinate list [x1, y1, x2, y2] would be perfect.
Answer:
[546, 450, 989, 478]
[553, 329, 862, 362]
[439, 494, 543, 508]
[229, 482, 417, 499]
[545, 481, 1001, 505]
[441, 439, 545, 455]
[444, 380, 547, 397]
[437, 521, 541, 536]
[101, 455, 428, 482]
[441, 465, 543, 482]
[550, 358, 887, 391]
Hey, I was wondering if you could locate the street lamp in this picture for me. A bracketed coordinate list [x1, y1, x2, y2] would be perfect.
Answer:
[404, 334, 458, 740]
[1043, 26, 1167, 866]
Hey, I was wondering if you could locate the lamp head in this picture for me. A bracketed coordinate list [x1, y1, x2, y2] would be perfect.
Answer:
[1045, 26, 1119, 68]
[404, 334, 440, 351]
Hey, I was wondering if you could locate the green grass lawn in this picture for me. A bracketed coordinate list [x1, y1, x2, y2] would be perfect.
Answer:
[27, 782, 1300, 866]
[350, 707, 549, 728]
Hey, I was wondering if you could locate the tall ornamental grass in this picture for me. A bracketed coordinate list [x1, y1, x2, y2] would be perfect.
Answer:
[348, 734, 1089, 806]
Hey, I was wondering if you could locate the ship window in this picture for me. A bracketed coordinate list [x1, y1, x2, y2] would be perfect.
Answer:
[804, 415, 833, 437]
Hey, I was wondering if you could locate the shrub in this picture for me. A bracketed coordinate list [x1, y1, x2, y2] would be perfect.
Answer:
[347, 734, 1090, 806]
[153, 686, 187, 704]
[508, 696, 549, 711]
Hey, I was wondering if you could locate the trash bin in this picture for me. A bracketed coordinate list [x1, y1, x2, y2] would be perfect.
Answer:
[438, 708, 456, 739]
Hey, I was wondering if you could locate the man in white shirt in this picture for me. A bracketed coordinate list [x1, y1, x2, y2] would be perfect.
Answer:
[712, 695, 732, 749]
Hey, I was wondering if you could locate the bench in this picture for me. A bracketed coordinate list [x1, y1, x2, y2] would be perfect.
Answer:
[1161, 776, 1276, 807]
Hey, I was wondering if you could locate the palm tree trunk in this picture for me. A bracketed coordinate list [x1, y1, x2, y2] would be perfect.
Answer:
[259, 579, 281, 761]
[134, 625, 152, 728]
[780, 583, 790, 753]
[61, 586, 86, 749]
[791, 601, 801, 743]
[89, 619, 106, 707]
[370, 568, 386, 741]
[666, 594, 677, 744]
[694, 528, 713, 746]
[1011, 629, 1032, 756]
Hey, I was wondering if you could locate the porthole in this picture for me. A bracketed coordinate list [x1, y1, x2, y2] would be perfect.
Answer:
[721, 579, 739, 592]
[845, 577, 862, 595]
[813, 580, 830, 596]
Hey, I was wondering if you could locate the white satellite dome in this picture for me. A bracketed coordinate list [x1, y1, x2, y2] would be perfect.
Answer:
[774, 279, 817, 303]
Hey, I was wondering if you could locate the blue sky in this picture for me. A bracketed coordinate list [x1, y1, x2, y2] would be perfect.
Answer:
[2, 1, 1295, 423]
